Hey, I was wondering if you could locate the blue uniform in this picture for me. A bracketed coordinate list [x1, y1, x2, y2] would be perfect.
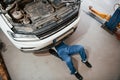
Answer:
[105, 7, 120, 32]
[55, 42, 87, 74]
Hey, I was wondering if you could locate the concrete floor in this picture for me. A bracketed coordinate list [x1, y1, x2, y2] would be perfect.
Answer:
[0, 0, 120, 80]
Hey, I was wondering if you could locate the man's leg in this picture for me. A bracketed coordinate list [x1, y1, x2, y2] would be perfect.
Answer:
[59, 53, 83, 80]
[105, 7, 120, 32]
[68, 45, 92, 68]
[59, 52, 76, 74]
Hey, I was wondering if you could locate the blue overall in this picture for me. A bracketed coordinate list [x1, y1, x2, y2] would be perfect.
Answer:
[105, 7, 120, 32]
[55, 42, 87, 74]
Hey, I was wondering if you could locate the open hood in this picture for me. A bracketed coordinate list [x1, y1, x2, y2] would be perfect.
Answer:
[0, 0, 80, 39]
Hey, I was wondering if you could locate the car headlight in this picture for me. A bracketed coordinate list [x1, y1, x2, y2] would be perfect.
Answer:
[8, 31, 39, 41]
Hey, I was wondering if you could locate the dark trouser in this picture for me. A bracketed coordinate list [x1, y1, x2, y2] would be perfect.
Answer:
[58, 45, 87, 74]
[105, 7, 120, 32]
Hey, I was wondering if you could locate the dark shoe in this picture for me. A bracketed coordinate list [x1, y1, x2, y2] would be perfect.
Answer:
[74, 72, 83, 80]
[83, 61, 92, 68]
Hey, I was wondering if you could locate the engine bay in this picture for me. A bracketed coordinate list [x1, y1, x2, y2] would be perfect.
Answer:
[0, 0, 80, 33]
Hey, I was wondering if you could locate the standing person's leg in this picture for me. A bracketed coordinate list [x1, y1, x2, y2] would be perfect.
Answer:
[105, 7, 120, 32]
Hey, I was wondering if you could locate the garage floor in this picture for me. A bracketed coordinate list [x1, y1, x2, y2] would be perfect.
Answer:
[0, 0, 120, 80]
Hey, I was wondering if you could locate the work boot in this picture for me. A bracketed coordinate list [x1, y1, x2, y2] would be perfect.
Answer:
[74, 72, 83, 80]
[83, 61, 92, 68]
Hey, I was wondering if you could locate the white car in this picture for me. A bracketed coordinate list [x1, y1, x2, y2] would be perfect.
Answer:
[0, 0, 81, 52]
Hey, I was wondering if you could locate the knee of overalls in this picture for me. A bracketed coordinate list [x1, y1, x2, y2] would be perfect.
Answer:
[60, 55, 71, 63]
[65, 57, 72, 64]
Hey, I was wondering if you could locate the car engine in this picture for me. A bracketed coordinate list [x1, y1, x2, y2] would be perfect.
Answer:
[0, 0, 80, 35]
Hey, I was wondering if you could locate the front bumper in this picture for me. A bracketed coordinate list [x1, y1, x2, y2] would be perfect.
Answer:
[0, 14, 80, 53]
[21, 27, 77, 53]
[18, 16, 80, 52]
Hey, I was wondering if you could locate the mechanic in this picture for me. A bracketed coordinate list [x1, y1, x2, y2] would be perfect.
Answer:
[49, 41, 92, 80]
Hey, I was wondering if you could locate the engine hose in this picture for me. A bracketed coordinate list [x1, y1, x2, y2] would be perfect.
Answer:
[46, 0, 56, 12]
